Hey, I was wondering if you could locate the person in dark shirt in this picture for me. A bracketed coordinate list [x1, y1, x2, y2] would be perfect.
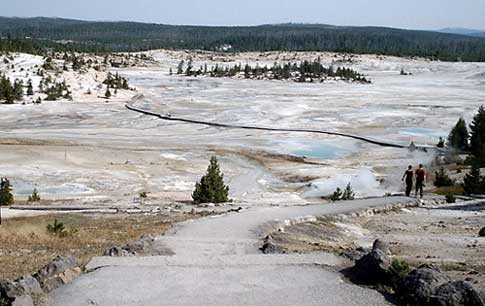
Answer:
[402, 165, 414, 197]
[415, 164, 426, 198]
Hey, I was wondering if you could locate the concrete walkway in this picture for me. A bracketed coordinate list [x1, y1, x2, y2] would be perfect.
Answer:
[51, 197, 419, 306]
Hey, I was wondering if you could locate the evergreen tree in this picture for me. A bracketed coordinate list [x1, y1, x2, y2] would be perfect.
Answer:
[26, 79, 34, 95]
[469, 106, 485, 164]
[448, 118, 469, 151]
[433, 167, 455, 187]
[463, 163, 485, 195]
[13, 79, 23, 100]
[330, 188, 343, 201]
[0, 177, 14, 206]
[192, 156, 229, 204]
[342, 183, 355, 200]
[28, 188, 41, 202]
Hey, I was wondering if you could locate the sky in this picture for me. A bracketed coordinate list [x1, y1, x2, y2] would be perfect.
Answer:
[3, 0, 485, 30]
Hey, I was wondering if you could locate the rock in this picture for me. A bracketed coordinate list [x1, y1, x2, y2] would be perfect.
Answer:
[397, 264, 451, 306]
[0, 280, 24, 300]
[33, 256, 79, 292]
[479, 227, 485, 237]
[0, 281, 34, 306]
[11, 295, 34, 306]
[372, 239, 392, 255]
[341, 247, 368, 262]
[351, 249, 392, 285]
[14, 276, 42, 295]
[104, 246, 130, 257]
[260, 235, 286, 254]
[429, 281, 484, 306]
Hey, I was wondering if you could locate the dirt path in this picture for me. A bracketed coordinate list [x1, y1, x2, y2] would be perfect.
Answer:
[50, 197, 421, 306]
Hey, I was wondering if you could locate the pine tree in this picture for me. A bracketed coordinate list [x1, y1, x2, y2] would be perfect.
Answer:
[342, 183, 355, 200]
[0, 177, 14, 206]
[330, 187, 343, 201]
[192, 156, 229, 204]
[27, 79, 34, 95]
[434, 167, 455, 187]
[463, 163, 485, 195]
[448, 117, 469, 151]
[13, 79, 23, 100]
[469, 106, 485, 165]
[28, 188, 41, 202]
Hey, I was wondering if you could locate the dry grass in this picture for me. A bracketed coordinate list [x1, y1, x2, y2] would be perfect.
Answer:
[0, 212, 191, 280]
[432, 184, 464, 195]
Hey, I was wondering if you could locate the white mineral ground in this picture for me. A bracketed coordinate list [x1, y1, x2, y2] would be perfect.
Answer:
[1, 50, 485, 305]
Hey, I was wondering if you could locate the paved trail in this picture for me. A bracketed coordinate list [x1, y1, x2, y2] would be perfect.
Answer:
[51, 197, 419, 306]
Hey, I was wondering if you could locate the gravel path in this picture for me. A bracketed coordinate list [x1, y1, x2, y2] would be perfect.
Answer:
[51, 197, 419, 306]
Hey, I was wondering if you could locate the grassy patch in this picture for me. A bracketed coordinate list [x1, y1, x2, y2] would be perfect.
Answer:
[432, 184, 464, 196]
[0, 213, 191, 280]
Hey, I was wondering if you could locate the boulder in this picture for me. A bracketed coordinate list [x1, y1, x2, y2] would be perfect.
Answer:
[32, 256, 79, 292]
[351, 249, 392, 285]
[372, 239, 392, 255]
[397, 264, 451, 306]
[103, 246, 133, 257]
[0, 280, 24, 300]
[0, 280, 33, 306]
[429, 281, 484, 306]
[260, 235, 286, 254]
[479, 227, 485, 237]
[14, 276, 42, 295]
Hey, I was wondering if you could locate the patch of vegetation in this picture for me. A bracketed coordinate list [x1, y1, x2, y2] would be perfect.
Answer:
[0, 213, 191, 280]
[447, 117, 469, 151]
[28, 188, 41, 202]
[445, 194, 456, 203]
[330, 183, 355, 201]
[46, 219, 71, 237]
[469, 106, 485, 165]
[192, 156, 230, 204]
[179, 59, 371, 83]
[433, 167, 455, 187]
[0, 177, 14, 206]
[391, 258, 411, 277]
[432, 184, 464, 196]
[2, 18, 485, 61]
[463, 163, 485, 195]
[103, 72, 129, 89]
[0, 73, 23, 103]
[43, 80, 72, 101]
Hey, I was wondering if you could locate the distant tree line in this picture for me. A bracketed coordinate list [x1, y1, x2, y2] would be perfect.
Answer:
[179, 59, 370, 83]
[1, 18, 485, 61]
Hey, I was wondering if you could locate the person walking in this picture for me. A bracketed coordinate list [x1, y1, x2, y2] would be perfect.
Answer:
[402, 165, 414, 197]
[415, 164, 426, 198]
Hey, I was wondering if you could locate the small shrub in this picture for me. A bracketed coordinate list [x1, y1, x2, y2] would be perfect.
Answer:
[46, 219, 68, 237]
[391, 258, 411, 277]
[139, 191, 148, 198]
[342, 183, 355, 200]
[28, 188, 41, 202]
[330, 187, 343, 201]
[445, 194, 456, 203]
[330, 183, 355, 201]
[433, 167, 455, 187]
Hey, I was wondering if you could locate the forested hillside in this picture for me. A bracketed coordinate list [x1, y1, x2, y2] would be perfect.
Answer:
[1, 17, 485, 61]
